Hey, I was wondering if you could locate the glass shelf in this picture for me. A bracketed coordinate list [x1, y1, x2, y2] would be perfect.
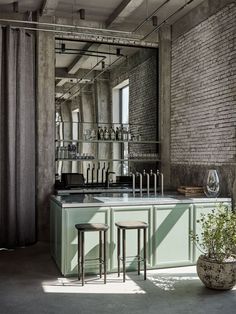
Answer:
[56, 158, 160, 162]
[55, 139, 159, 144]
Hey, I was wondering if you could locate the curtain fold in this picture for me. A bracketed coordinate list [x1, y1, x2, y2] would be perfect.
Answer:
[0, 26, 36, 248]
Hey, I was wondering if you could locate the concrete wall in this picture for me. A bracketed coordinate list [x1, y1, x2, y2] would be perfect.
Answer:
[170, 1, 236, 199]
[36, 31, 55, 241]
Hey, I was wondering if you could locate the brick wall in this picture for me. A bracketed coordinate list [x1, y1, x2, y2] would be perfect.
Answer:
[111, 50, 158, 172]
[129, 55, 158, 171]
[170, 3, 236, 195]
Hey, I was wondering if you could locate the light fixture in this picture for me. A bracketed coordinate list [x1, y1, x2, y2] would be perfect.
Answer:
[13, 1, 18, 13]
[61, 43, 66, 53]
[116, 48, 121, 56]
[152, 16, 158, 27]
[78, 9, 85, 20]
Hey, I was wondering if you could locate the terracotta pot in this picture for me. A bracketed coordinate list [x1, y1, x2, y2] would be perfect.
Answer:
[197, 255, 236, 290]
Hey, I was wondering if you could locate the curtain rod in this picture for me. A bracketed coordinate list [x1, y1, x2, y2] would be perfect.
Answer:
[0, 18, 134, 36]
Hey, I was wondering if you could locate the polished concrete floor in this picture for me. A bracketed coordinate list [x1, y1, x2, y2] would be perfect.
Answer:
[0, 242, 235, 314]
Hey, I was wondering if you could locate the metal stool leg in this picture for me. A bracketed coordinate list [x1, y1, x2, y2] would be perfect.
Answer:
[122, 228, 126, 282]
[143, 228, 147, 280]
[81, 231, 85, 286]
[137, 229, 140, 275]
[117, 227, 120, 277]
[104, 230, 107, 284]
[99, 231, 102, 278]
[78, 231, 81, 281]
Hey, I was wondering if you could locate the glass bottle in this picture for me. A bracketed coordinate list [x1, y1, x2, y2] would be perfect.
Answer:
[97, 127, 101, 140]
[118, 126, 122, 141]
[116, 127, 119, 140]
[104, 127, 109, 140]
[99, 127, 104, 140]
[110, 126, 116, 141]
[123, 127, 128, 141]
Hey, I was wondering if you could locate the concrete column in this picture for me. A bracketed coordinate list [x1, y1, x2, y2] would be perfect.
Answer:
[79, 86, 97, 181]
[159, 25, 171, 189]
[36, 31, 55, 241]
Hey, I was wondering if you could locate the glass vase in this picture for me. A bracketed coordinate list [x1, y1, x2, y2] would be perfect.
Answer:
[204, 169, 220, 197]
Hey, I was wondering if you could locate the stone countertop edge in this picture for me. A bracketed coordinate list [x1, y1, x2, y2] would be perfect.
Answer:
[50, 195, 232, 208]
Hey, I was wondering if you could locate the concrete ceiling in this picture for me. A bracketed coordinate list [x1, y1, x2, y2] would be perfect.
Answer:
[0, 0, 205, 99]
[0, 0, 205, 30]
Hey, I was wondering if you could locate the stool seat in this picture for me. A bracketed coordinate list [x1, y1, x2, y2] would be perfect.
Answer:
[75, 223, 109, 232]
[115, 221, 148, 229]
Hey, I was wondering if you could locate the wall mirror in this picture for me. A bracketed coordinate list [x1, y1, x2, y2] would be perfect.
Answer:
[55, 38, 158, 186]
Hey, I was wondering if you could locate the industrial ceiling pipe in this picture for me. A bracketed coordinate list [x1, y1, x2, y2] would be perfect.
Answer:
[54, 45, 125, 56]
[54, 36, 157, 49]
[0, 23, 157, 47]
[132, 0, 171, 33]
[59, 56, 123, 104]
[142, 0, 195, 40]
[55, 56, 106, 103]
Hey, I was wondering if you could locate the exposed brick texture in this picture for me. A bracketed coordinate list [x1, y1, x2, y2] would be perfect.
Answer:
[129, 55, 158, 171]
[111, 51, 158, 172]
[171, 3, 236, 167]
[170, 3, 236, 197]
[129, 55, 157, 150]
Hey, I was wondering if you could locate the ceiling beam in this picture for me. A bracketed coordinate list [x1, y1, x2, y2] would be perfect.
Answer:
[41, 0, 60, 16]
[55, 67, 93, 79]
[105, 0, 145, 28]
[67, 42, 101, 75]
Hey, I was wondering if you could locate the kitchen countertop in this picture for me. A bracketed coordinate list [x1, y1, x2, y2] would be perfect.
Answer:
[51, 193, 231, 208]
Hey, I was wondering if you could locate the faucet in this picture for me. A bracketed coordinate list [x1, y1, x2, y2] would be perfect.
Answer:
[143, 169, 150, 197]
[150, 169, 157, 196]
[105, 171, 115, 188]
[157, 169, 164, 196]
[130, 172, 136, 197]
[136, 172, 143, 197]
[101, 162, 106, 184]
[91, 163, 95, 185]
[86, 163, 90, 185]
[96, 162, 100, 184]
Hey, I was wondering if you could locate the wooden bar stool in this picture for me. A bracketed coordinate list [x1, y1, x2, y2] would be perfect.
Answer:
[75, 223, 109, 286]
[115, 221, 148, 282]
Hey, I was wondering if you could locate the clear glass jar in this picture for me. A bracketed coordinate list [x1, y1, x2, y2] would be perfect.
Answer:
[204, 169, 220, 197]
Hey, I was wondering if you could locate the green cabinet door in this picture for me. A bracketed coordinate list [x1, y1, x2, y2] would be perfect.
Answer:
[110, 205, 152, 272]
[153, 204, 193, 267]
[62, 206, 110, 276]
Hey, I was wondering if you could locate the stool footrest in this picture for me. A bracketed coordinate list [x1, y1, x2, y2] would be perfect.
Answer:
[84, 257, 104, 262]
[119, 256, 145, 262]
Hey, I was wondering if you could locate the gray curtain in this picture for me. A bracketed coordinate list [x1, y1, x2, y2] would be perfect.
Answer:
[0, 26, 36, 248]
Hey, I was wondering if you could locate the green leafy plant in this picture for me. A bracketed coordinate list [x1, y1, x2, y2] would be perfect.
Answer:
[190, 204, 236, 263]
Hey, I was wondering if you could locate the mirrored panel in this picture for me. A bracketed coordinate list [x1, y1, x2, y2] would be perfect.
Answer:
[55, 39, 158, 187]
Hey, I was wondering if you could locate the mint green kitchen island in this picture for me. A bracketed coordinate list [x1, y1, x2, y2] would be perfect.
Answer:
[50, 194, 231, 276]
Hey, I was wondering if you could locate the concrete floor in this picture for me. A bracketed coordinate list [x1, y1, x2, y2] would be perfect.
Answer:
[0, 243, 235, 314]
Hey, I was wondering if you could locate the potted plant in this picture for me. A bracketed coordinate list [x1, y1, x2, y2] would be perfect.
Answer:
[190, 204, 236, 290]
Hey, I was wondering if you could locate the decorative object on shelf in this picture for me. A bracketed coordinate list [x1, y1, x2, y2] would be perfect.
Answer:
[190, 205, 236, 290]
[203, 169, 220, 197]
